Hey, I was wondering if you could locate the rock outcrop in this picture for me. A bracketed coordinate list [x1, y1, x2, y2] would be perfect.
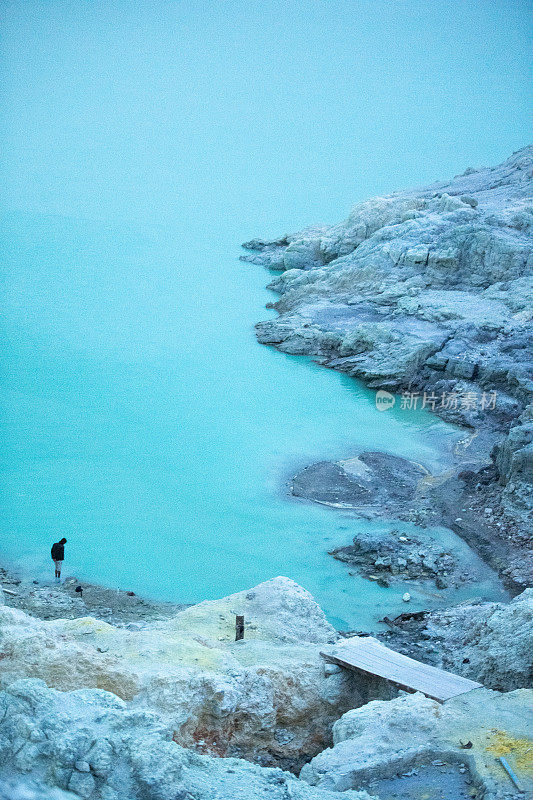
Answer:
[1, 577, 531, 798]
[0, 679, 373, 800]
[379, 589, 533, 693]
[420, 589, 532, 690]
[301, 689, 533, 798]
[0, 577, 366, 770]
[242, 147, 533, 585]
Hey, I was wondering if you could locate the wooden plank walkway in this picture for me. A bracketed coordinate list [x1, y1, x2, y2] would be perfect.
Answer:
[321, 636, 483, 703]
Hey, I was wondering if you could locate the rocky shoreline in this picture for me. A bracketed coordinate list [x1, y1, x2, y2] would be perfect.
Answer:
[242, 146, 533, 593]
[291, 448, 526, 597]
[0, 564, 187, 627]
[1, 149, 532, 799]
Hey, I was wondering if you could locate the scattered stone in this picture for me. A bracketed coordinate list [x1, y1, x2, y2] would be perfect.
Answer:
[330, 528, 461, 589]
[0, 563, 186, 626]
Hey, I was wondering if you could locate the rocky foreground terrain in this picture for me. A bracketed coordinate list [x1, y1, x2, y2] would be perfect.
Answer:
[378, 589, 533, 691]
[0, 577, 532, 799]
[242, 146, 533, 590]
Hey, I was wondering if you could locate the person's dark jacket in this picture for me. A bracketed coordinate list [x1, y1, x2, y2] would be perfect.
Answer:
[51, 542, 65, 561]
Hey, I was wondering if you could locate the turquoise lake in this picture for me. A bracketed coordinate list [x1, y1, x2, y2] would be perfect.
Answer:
[2, 0, 527, 628]
[0, 210, 509, 628]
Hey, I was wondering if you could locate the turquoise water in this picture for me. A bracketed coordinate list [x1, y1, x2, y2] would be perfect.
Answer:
[1, 0, 525, 628]
[0, 211, 508, 628]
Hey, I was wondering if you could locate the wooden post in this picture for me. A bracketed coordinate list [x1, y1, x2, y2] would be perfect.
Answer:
[235, 615, 244, 641]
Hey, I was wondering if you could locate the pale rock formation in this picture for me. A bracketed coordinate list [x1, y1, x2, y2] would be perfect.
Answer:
[244, 146, 533, 415]
[1, 578, 532, 798]
[301, 689, 533, 798]
[0, 779, 77, 800]
[0, 605, 141, 699]
[0, 679, 374, 800]
[421, 588, 533, 690]
[0, 578, 365, 766]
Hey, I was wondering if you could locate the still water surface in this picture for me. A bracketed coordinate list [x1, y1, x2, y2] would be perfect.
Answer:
[1, 211, 507, 628]
[2, 0, 523, 627]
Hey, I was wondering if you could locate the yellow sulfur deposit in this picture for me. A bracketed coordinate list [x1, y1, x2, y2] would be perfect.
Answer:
[485, 729, 533, 773]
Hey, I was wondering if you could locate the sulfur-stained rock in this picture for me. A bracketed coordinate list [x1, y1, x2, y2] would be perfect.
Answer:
[0, 679, 374, 800]
[0, 606, 141, 700]
[301, 689, 533, 798]
[1, 575, 531, 799]
[0, 578, 365, 767]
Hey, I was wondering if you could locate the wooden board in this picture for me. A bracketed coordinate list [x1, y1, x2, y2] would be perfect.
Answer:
[321, 636, 483, 703]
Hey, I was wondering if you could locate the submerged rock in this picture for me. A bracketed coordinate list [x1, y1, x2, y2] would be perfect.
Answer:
[292, 451, 427, 513]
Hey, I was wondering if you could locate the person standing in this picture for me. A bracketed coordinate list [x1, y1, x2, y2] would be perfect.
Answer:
[51, 538, 67, 580]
